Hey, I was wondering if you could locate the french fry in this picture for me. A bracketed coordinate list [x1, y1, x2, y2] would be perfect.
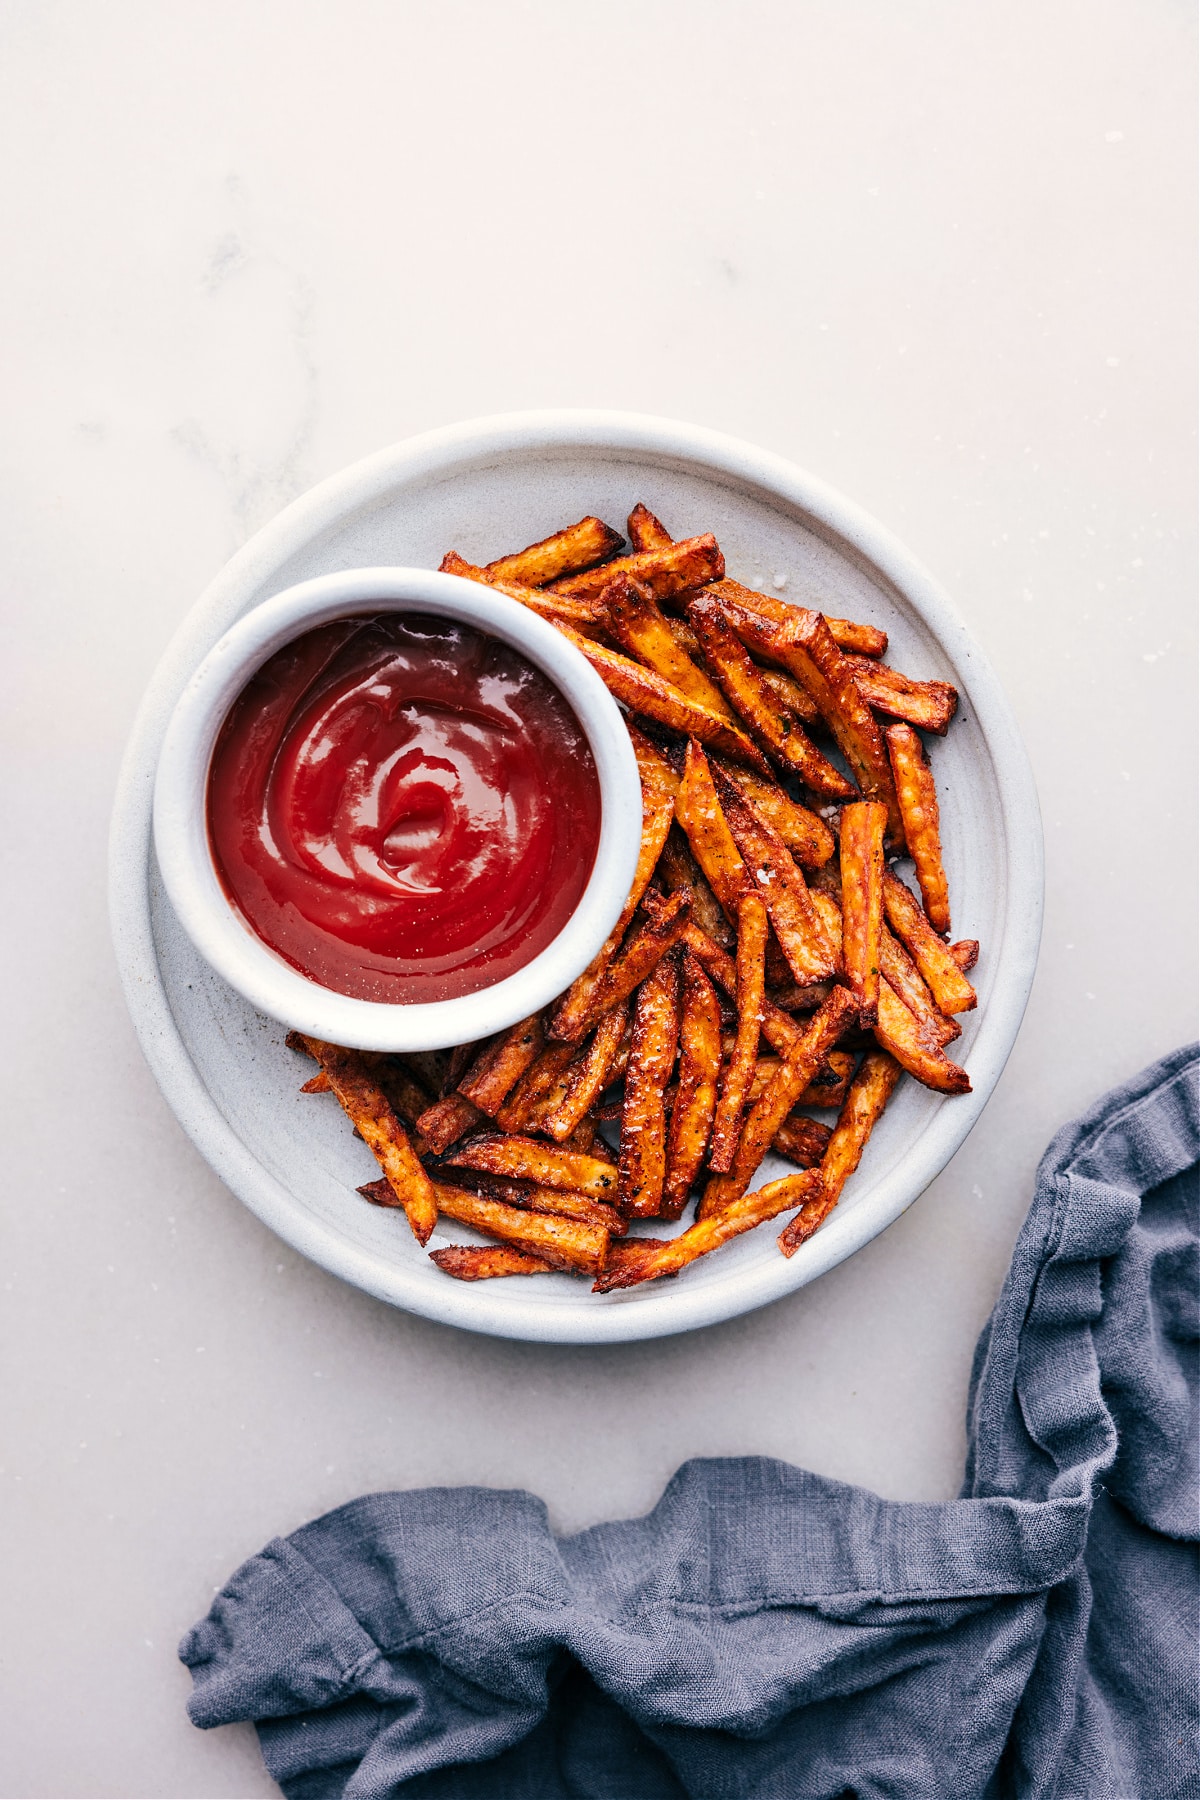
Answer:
[711, 765, 839, 983]
[773, 1114, 834, 1165]
[494, 1042, 578, 1133]
[548, 730, 678, 1040]
[879, 927, 960, 1046]
[874, 981, 971, 1094]
[427, 1181, 609, 1274]
[440, 551, 608, 637]
[839, 802, 887, 1024]
[950, 939, 980, 972]
[657, 827, 736, 948]
[686, 593, 857, 798]
[627, 502, 673, 552]
[768, 979, 837, 1014]
[457, 1012, 546, 1116]
[554, 623, 771, 774]
[717, 601, 905, 843]
[710, 762, 835, 869]
[700, 985, 860, 1214]
[485, 515, 623, 587]
[778, 1051, 902, 1257]
[808, 890, 846, 976]
[300, 1072, 329, 1094]
[431, 1169, 626, 1235]
[882, 870, 976, 1013]
[757, 667, 821, 729]
[415, 1092, 486, 1156]
[554, 887, 692, 1043]
[443, 1135, 621, 1202]
[429, 1244, 557, 1280]
[300, 1037, 438, 1245]
[550, 533, 724, 602]
[673, 738, 749, 917]
[707, 894, 768, 1174]
[885, 723, 951, 933]
[669, 912, 810, 1062]
[662, 951, 722, 1218]
[619, 954, 682, 1217]
[797, 1050, 858, 1109]
[594, 1169, 825, 1291]
[847, 657, 958, 735]
[602, 574, 736, 720]
[541, 1003, 630, 1143]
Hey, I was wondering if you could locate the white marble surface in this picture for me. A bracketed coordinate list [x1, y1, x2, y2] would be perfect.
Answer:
[1, 3, 1194, 1794]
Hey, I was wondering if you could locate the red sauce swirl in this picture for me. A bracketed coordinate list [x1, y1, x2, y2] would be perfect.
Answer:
[207, 613, 602, 1003]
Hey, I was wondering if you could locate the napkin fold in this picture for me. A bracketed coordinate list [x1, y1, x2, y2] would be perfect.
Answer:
[181, 1045, 1199, 1799]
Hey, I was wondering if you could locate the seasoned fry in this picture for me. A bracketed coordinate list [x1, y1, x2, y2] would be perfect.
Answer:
[554, 623, 771, 774]
[494, 1042, 578, 1133]
[711, 765, 839, 983]
[882, 870, 976, 1013]
[457, 1012, 546, 1116]
[594, 1169, 825, 1291]
[662, 951, 722, 1218]
[879, 927, 960, 1047]
[757, 666, 821, 729]
[886, 723, 951, 933]
[668, 912, 811, 1061]
[674, 738, 750, 916]
[555, 887, 692, 1043]
[443, 1135, 621, 1202]
[711, 762, 835, 869]
[429, 1244, 557, 1280]
[548, 729, 679, 1040]
[686, 593, 856, 798]
[700, 577, 887, 657]
[768, 979, 837, 1014]
[657, 827, 735, 948]
[431, 1170, 626, 1235]
[603, 574, 735, 720]
[700, 985, 861, 1214]
[778, 1051, 903, 1256]
[950, 939, 980, 972]
[485, 515, 623, 587]
[619, 954, 682, 1216]
[440, 551, 608, 637]
[427, 1181, 610, 1274]
[550, 533, 724, 601]
[847, 657, 958, 735]
[299, 1037, 438, 1245]
[874, 982, 972, 1094]
[627, 502, 673, 552]
[707, 894, 768, 1174]
[839, 801, 887, 1024]
[541, 1003, 630, 1143]
[773, 1114, 834, 1165]
[415, 1092, 487, 1156]
[300, 1071, 330, 1094]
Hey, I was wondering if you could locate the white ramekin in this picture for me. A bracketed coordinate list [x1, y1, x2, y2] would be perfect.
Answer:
[151, 566, 641, 1051]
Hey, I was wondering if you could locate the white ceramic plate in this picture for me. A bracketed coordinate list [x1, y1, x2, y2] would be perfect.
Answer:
[110, 411, 1043, 1344]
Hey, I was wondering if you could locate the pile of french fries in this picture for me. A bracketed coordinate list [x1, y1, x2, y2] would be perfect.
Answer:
[287, 505, 979, 1295]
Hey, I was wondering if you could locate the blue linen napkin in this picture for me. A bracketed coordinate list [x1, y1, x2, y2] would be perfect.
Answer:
[181, 1045, 1199, 1799]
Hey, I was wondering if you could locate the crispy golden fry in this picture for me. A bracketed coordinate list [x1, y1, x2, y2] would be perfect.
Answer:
[700, 985, 860, 1214]
[627, 502, 673, 552]
[808, 890, 846, 976]
[432, 1170, 626, 1235]
[874, 981, 971, 1093]
[950, 939, 980, 972]
[555, 887, 692, 1043]
[603, 574, 735, 720]
[711, 766, 839, 983]
[414, 1092, 487, 1156]
[427, 1181, 609, 1274]
[457, 1012, 546, 1116]
[773, 1114, 834, 1165]
[429, 1244, 557, 1280]
[798, 1050, 858, 1109]
[550, 534, 724, 601]
[686, 594, 856, 798]
[839, 802, 887, 1025]
[708, 894, 768, 1174]
[594, 1168, 825, 1291]
[886, 723, 951, 933]
[555, 623, 771, 774]
[768, 979, 837, 1014]
[485, 515, 623, 587]
[657, 827, 735, 948]
[443, 1135, 621, 1202]
[717, 601, 906, 843]
[757, 667, 821, 729]
[847, 657, 958, 735]
[703, 577, 888, 658]
[300, 1037, 438, 1245]
[548, 731, 679, 1040]
[710, 762, 835, 869]
[778, 1051, 902, 1257]
[439, 551, 608, 637]
[674, 738, 750, 917]
[879, 927, 960, 1046]
[619, 953, 682, 1217]
[494, 1043, 578, 1133]
[882, 870, 976, 1013]
[662, 951, 722, 1218]
[669, 912, 810, 1062]
[541, 1004, 630, 1144]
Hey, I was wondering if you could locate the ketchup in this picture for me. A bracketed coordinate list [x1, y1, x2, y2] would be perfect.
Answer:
[207, 613, 602, 1003]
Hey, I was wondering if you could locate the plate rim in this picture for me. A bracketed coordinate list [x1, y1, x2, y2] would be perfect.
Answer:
[109, 407, 1044, 1344]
